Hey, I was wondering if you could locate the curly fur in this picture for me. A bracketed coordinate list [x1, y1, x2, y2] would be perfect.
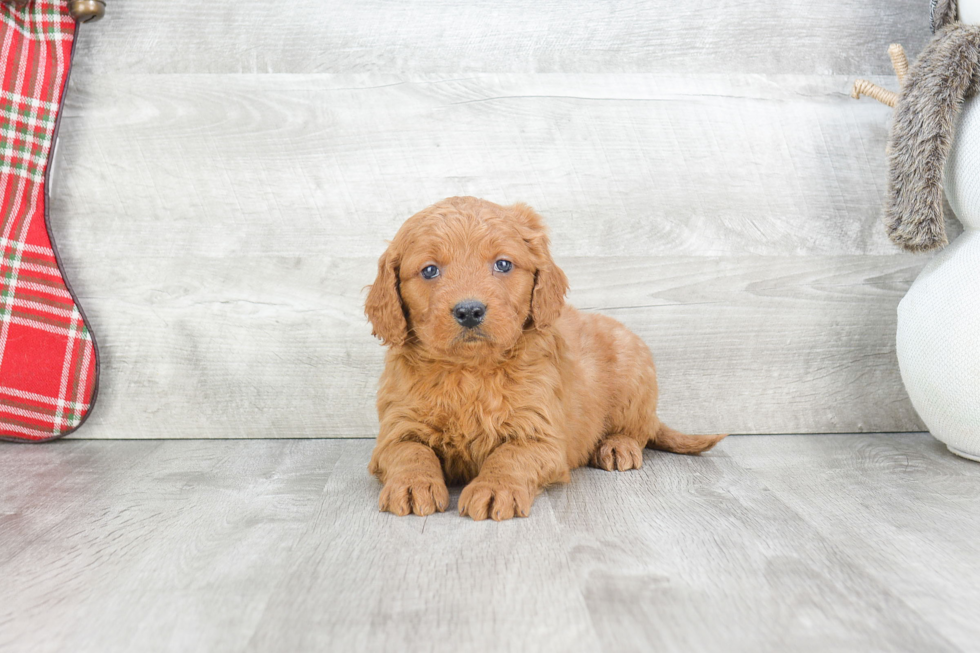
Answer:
[886, 18, 980, 252]
[364, 197, 726, 521]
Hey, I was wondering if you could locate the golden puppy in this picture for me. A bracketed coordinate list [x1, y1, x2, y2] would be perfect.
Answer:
[365, 197, 726, 521]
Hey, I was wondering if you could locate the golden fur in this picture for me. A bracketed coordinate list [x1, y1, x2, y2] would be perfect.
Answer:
[365, 197, 726, 521]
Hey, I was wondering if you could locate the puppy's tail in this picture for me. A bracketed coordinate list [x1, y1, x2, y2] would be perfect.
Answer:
[649, 422, 727, 455]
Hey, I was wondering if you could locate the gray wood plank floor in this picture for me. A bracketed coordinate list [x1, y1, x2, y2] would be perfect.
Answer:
[1, 434, 977, 652]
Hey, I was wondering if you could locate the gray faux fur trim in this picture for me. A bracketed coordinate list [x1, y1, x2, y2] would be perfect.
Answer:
[932, 0, 958, 32]
[885, 22, 980, 251]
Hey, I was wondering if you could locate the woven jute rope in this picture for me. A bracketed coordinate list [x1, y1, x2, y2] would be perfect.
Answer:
[851, 44, 909, 108]
[889, 43, 909, 82]
[851, 79, 899, 107]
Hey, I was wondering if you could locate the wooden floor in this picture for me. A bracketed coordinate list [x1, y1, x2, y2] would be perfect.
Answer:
[2, 433, 978, 652]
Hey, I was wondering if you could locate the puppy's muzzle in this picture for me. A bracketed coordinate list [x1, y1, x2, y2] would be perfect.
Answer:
[453, 300, 486, 329]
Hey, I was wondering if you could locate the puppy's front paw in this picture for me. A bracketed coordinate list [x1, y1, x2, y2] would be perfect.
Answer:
[379, 475, 449, 517]
[459, 476, 534, 521]
[591, 435, 643, 472]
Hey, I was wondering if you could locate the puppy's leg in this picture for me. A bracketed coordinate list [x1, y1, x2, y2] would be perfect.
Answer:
[591, 433, 644, 471]
[459, 441, 569, 521]
[370, 441, 450, 517]
[604, 328, 727, 458]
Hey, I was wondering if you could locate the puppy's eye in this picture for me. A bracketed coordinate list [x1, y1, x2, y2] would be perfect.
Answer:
[494, 259, 513, 273]
[421, 265, 440, 279]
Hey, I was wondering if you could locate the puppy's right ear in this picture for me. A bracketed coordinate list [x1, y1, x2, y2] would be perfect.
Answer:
[511, 203, 568, 330]
[365, 247, 408, 346]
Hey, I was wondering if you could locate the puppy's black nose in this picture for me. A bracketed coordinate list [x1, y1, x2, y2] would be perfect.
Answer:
[453, 300, 486, 328]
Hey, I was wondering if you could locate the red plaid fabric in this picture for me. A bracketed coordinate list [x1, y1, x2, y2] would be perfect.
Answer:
[0, 1, 97, 442]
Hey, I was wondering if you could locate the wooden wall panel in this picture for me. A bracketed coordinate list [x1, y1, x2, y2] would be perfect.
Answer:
[72, 1, 931, 76]
[38, 1, 938, 437]
[54, 73, 933, 259]
[64, 254, 926, 437]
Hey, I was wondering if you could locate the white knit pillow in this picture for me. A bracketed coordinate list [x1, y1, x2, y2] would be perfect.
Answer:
[897, 234, 980, 459]
[895, 95, 980, 461]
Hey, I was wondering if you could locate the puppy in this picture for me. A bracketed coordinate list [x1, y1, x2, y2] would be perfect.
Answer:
[365, 197, 726, 521]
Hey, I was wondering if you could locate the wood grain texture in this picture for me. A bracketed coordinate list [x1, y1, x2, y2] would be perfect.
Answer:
[730, 434, 980, 652]
[0, 440, 347, 652]
[56, 254, 926, 439]
[52, 73, 926, 259]
[71, 0, 932, 76]
[246, 442, 600, 652]
[40, 3, 944, 438]
[551, 435, 966, 652]
[1, 435, 976, 652]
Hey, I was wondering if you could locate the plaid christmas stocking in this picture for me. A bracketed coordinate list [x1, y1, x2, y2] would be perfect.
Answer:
[0, 1, 98, 442]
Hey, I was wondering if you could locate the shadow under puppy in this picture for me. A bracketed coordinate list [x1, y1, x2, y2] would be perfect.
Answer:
[366, 197, 727, 521]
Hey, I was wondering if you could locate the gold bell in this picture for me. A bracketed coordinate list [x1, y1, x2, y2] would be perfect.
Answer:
[68, 0, 105, 22]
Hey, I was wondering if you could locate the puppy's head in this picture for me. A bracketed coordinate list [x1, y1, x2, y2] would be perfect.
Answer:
[365, 197, 568, 357]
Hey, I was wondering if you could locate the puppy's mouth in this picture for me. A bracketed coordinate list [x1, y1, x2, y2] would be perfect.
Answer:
[455, 329, 491, 345]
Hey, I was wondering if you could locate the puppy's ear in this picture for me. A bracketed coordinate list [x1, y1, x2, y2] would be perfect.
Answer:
[512, 203, 569, 330]
[365, 247, 408, 346]
[531, 261, 569, 330]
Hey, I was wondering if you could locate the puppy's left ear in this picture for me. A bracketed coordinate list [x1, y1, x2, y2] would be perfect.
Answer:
[531, 259, 569, 330]
[512, 203, 569, 330]
[365, 247, 408, 346]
